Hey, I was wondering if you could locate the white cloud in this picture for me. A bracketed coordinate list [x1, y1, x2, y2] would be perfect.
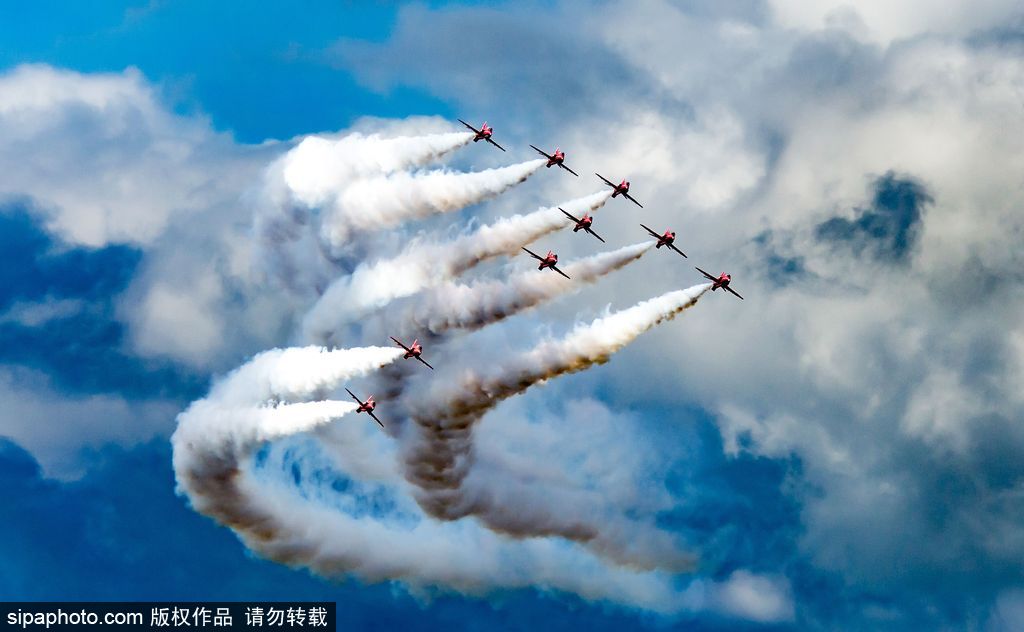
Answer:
[708, 570, 795, 623]
[768, 0, 1023, 45]
[0, 367, 178, 479]
[0, 64, 265, 247]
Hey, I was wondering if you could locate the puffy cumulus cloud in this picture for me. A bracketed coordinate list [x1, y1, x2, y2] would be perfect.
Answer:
[0, 367, 179, 479]
[0, 64, 267, 247]
[706, 570, 795, 624]
[0, 64, 285, 371]
[328, 1, 1024, 626]
[767, 0, 1023, 45]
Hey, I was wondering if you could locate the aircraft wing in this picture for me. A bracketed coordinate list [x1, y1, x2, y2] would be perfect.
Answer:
[521, 247, 544, 261]
[639, 223, 661, 239]
[595, 173, 616, 187]
[366, 410, 385, 428]
[389, 336, 412, 353]
[695, 266, 717, 281]
[416, 355, 435, 371]
[457, 119, 480, 134]
[726, 286, 745, 300]
[530, 144, 552, 160]
[559, 163, 579, 177]
[585, 228, 606, 243]
[344, 388, 362, 406]
[486, 137, 506, 152]
[668, 243, 688, 258]
[551, 265, 572, 280]
[559, 207, 580, 223]
[623, 192, 644, 208]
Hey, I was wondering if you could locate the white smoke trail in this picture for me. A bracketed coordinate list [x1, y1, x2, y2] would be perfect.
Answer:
[256, 129, 474, 294]
[399, 284, 713, 565]
[300, 191, 613, 344]
[376, 241, 654, 337]
[173, 344, 402, 539]
[172, 344, 692, 613]
[210, 345, 406, 406]
[277, 132, 474, 209]
[179, 116, 722, 613]
[319, 159, 547, 249]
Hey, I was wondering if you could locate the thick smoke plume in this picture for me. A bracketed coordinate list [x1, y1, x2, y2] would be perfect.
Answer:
[400, 284, 712, 564]
[257, 129, 475, 295]
[378, 241, 654, 337]
[173, 344, 403, 542]
[319, 159, 547, 249]
[301, 191, 613, 344]
[175, 117, 717, 612]
[173, 344, 688, 612]
[275, 132, 474, 209]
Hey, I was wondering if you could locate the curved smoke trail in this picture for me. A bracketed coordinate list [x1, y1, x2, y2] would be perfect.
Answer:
[301, 191, 613, 344]
[173, 345, 689, 613]
[398, 284, 712, 567]
[175, 117, 721, 613]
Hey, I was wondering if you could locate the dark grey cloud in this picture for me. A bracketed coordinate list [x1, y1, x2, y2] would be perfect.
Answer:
[815, 172, 932, 263]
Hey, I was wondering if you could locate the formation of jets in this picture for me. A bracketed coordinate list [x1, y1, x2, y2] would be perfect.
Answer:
[347, 118, 744, 430]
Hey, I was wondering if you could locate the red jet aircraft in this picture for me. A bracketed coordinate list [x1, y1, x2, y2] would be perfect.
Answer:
[522, 247, 571, 279]
[560, 207, 605, 243]
[390, 336, 434, 370]
[530, 145, 579, 176]
[458, 119, 505, 152]
[595, 173, 643, 208]
[345, 388, 384, 428]
[695, 267, 744, 300]
[641, 223, 686, 258]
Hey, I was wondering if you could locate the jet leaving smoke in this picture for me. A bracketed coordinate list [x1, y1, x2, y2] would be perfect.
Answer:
[173, 343, 689, 612]
[276, 132, 474, 209]
[320, 159, 548, 249]
[176, 117, 722, 612]
[300, 191, 613, 344]
[257, 128, 475, 295]
[398, 284, 712, 568]
[173, 344, 403, 538]
[377, 241, 654, 337]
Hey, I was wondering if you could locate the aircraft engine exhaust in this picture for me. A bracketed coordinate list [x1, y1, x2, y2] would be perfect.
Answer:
[378, 241, 654, 337]
[397, 284, 712, 567]
[300, 191, 614, 344]
[320, 159, 548, 249]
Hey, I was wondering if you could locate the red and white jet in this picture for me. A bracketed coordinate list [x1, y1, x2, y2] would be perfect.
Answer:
[695, 267, 744, 300]
[345, 388, 384, 428]
[458, 119, 505, 152]
[530, 145, 579, 176]
[521, 247, 571, 279]
[560, 207, 604, 243]
[390, 336, 434, 370]
[595, 173, 643, 208]
[641, 223, 686, 258]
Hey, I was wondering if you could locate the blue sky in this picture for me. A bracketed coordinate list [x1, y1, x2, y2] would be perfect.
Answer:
[2, 1, 1024, 630]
